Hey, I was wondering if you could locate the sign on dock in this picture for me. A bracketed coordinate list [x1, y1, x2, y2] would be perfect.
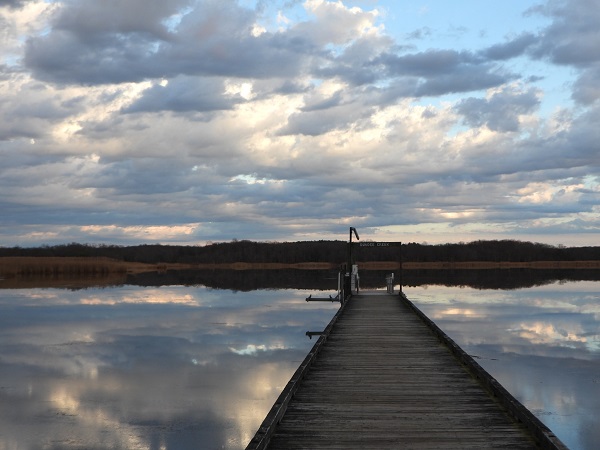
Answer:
[357, 241, 402, 247]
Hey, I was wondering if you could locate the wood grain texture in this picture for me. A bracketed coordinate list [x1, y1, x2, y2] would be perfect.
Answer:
[247, 292, 567, 450]
[262, 292, 544, 449]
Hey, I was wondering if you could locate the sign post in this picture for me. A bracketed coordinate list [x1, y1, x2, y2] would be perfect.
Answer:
[345, 227, 360, 300]
[356, 241, 403, 292]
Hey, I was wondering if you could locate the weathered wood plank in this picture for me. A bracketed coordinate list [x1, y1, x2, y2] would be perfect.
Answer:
[246, 292, 568, 450]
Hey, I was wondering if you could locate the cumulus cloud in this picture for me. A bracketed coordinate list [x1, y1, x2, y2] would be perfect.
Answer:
[23, 0, 316, 84]
[0, 76, 88, 141]
[530, 0, 600, 67]
[0, 0, 598, 246]
[375, 49, 516, 97]
[0, 0, 29, 8]
[124, 76, 241, 113]
[455, 85, 541, 132]
[482, 33, 538, 60]
[529, 0, 600, 104]
[572, 64, 600, 104]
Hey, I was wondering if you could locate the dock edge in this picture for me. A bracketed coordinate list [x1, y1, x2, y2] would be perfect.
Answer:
[245, 296, 350, 450]
[400, 292, 569, 450]
[246, 292, 570, 450]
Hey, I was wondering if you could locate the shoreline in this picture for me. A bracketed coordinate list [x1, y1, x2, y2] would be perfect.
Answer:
[1, 257, 599, 278]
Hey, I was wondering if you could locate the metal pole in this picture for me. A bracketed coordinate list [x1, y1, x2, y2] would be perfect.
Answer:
[399, 241, 403, 293]
[346, 227, 359, 300]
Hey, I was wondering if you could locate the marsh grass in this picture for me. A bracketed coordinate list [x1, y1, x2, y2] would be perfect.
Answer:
[400, 260, 600, 269]
[1, 257, 598, 280]
[0, 257, 155, 278]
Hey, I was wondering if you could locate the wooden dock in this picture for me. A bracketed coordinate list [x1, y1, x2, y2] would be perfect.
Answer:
[247, 292, 568, 450]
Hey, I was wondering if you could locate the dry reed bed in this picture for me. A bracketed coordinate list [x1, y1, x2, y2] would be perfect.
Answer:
[196, 262, 337, 270]
[1, 258, 598, 279]
[340, 260, 600, 270]
[0, 257, 156, 278]
[401, 261, 600, 269]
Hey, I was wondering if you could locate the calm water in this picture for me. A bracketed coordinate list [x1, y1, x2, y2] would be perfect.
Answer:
[406, 281, 600, 450]
[0, 286, 338, 449]
[0, 280, 598, 449]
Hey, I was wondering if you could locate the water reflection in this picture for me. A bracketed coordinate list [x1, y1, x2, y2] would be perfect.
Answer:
[406, 281, 600, 450]
[6, 266, 597, 291]
[0, 287, 339, 449]
[1, 279, 599, 449]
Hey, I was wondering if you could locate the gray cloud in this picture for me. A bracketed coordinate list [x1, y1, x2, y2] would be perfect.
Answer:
[278, 88, 375, 136]
[481, 33, 538, 60]
[531, 0, 600, 67]
[380, 50, 482, 78]
[375, 50, 516, 97]
[1, 0, 599, 246]
[0, 0, 29, 8]
[53, 0, 186, 40]
[279, 108, 357, 135]
[23, 0, 312, 84]
[455, 86, 541, 132]
[406, 27, 433, 41]
[572, 63, 600, 105]
[124, 76, 239, 113]
[528, 0, 600, 104]
[0, 76, 84, 141]
[22, 0, 522, 101]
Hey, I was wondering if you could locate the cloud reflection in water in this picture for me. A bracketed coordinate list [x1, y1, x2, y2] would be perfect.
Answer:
[406, 281, 600, 450]
[0, 287, 339, 449]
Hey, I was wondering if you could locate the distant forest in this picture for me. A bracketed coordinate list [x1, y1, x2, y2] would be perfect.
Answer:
[1, 240, 599, 264]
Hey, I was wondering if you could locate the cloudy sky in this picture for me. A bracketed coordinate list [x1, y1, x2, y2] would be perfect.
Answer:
[1, 0, 598, 247]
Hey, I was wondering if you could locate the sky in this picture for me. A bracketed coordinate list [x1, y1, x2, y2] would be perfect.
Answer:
[0, 0, 599, 247]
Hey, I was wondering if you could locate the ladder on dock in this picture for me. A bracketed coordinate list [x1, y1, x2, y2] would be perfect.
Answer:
[247, 292, 567, 450]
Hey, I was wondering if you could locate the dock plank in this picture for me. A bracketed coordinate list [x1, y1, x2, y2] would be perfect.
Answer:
[247, 292, 567, 450]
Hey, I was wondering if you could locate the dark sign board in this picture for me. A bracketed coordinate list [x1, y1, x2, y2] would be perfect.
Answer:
[357, 241, 402, 247]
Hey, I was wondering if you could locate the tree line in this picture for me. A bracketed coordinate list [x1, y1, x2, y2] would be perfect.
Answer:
[1, 239, 598, 264]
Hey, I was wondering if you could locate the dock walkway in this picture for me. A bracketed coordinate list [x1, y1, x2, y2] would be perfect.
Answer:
[247, 292, 567, 450]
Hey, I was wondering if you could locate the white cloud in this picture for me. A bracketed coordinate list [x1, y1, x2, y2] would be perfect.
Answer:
[229, 343, 286, 356]
[0, 0, 598, 246]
